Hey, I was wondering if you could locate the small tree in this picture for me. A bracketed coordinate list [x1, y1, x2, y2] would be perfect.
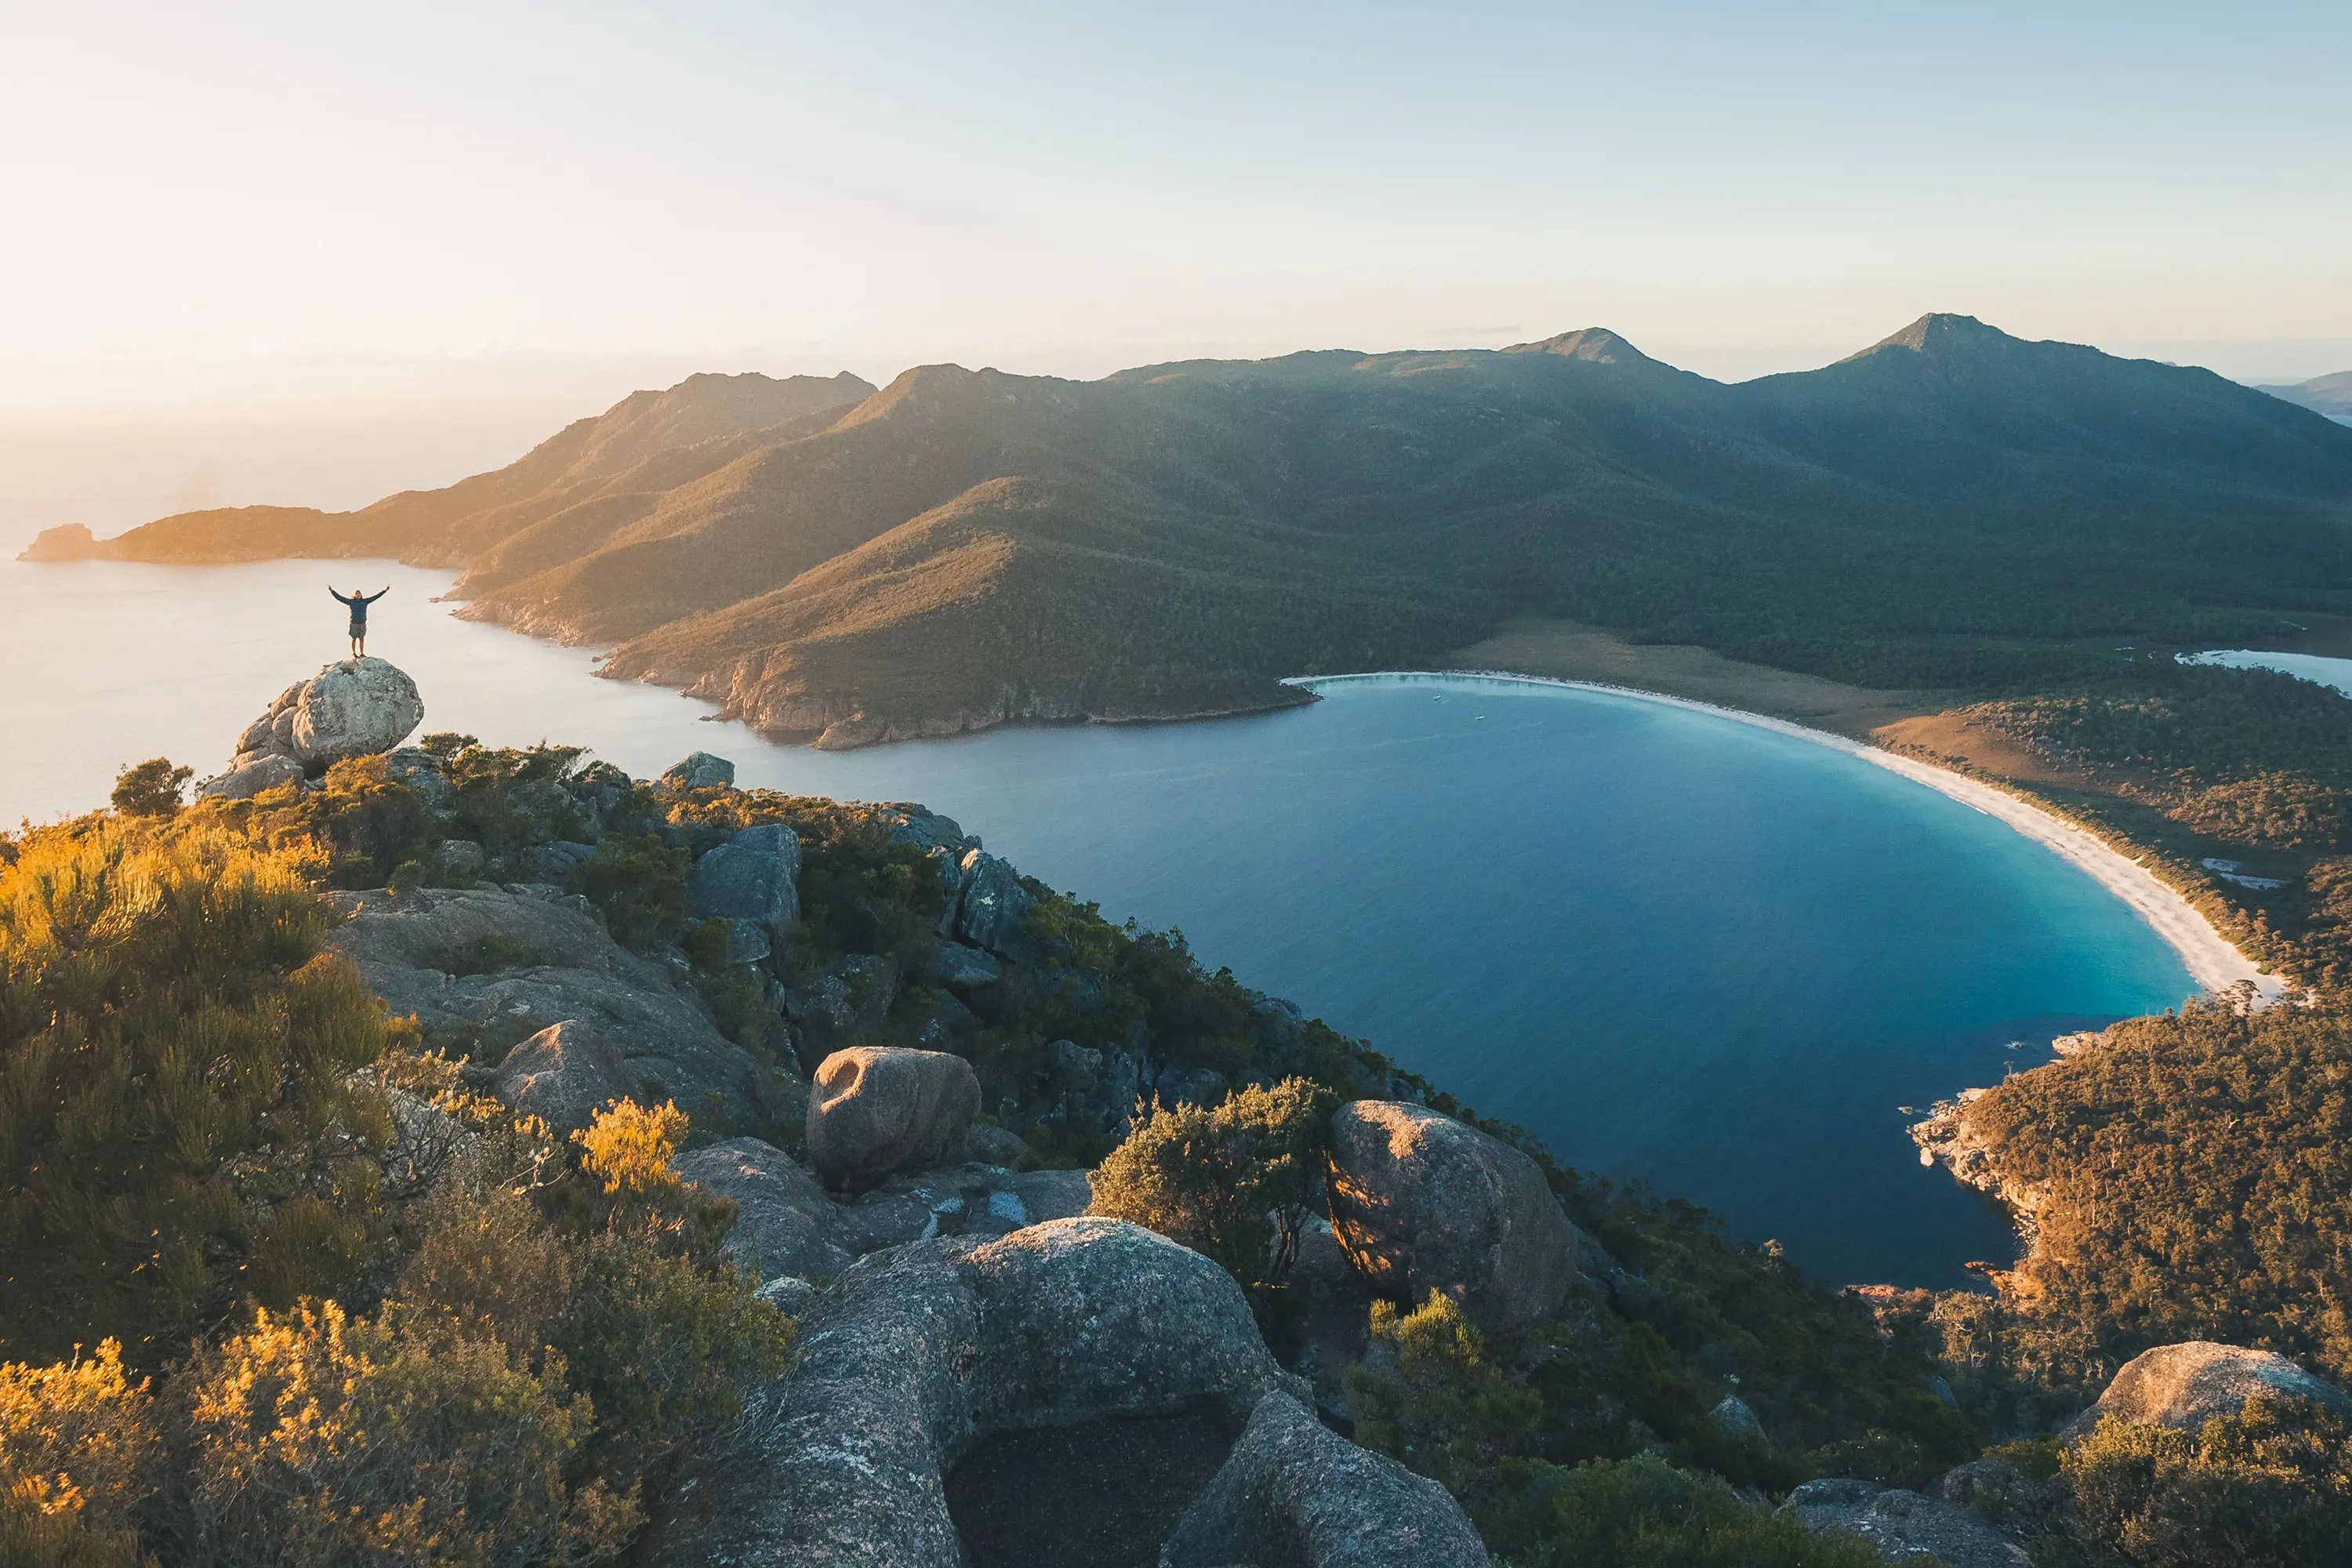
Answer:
[108, 759, 191, 818]
[1087, 1077, 1333, 1294]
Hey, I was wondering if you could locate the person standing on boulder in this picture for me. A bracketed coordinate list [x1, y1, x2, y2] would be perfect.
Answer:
[330, 584, 390, 659]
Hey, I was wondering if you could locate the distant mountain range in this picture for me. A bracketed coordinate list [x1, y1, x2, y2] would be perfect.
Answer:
[2261, 370, 2352, 425]
[28, 316, 2352, 747]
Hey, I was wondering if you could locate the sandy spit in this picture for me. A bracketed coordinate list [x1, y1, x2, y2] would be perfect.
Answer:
[1294, 671, 2282, 1002]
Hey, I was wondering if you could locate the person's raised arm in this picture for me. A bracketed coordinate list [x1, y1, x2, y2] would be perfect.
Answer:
[366, 586, 390, 604]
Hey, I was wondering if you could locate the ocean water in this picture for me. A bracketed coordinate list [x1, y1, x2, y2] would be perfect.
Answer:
[2, 555, 2198, 1285]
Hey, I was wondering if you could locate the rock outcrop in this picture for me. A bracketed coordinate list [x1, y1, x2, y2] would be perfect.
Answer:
[492, 1020, 636, 1134]
[328, 884, 763, 1127]
[1779, 1479, 2029, 1568]
[661, 751, 735, 789]
[646, 1218, 1307, 1567]
[1325, 1100, 1578, 1330]
[17, 522, 102, 561]
[1160, 1390, 1486, 1568]
[672, 1136, 855, 1283]
[687, 822, 801, 960]
[806, 1046, 982, 1192]
[198, 658, 426, 798]
[2066, 1341, 2352, 1436]
[949, 848, 1036, 956]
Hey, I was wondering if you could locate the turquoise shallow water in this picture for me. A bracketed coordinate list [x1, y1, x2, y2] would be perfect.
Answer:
[2, 557, 2199, 1284]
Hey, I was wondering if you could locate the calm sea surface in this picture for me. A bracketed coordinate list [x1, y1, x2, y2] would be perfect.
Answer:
[2, 556, 2200, 1286]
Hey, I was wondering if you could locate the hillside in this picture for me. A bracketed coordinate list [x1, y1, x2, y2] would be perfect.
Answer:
[40, 317, 2352, 744]
[2262, 369, 2352, 425]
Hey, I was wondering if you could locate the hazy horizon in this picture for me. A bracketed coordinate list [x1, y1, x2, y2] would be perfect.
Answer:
[6, 2, 2347, 540]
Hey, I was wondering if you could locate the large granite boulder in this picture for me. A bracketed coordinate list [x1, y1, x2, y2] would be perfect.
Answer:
[688, 823, 802, 948]
[290, 658, 426, 763]
[493, 1020, 635, 1134]
[807, 1046, 981, 1192]
[2066, 1341, 2352, 1437]
[661, 751, 735, 789]
[645, 1218, 1303, 1567]
[329, 885, 764, 1127]
[1160, 1390, 1486, 1568]
[1780, 1479, 2027, 1567]
[1325, 1100, 1578, 1331]
[199, 658, 425, 797]
[834, 1163, 1091, 1254]
[672, 1136, 855, 1283]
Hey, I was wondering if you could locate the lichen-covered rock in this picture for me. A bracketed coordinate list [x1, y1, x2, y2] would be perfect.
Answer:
[962, 1121, 1029, 1167]
[1780, 1479, 2028, 1568]
[1160, 1390, 1486, 1567]
[2066, 1341, 2352, 1437]
[329, 885, 763, 1127]
[289, 658, 426, 763]
[832, 1164, 1094, 1254]
[949, 849, 1035, 956]
[199, 753, 306, 800]
[934, 942, 1002, 989]
[493, 1020, 634, 1133]
[1325, 1100, 1578, 1330]
[964, 1218, 1296, 1432]
[781, 953, 899, 1067]
[688, 822, 802, 946]
[644, 1218, 1297, 1568]
[806, 1046, 980, 1192]
[1711, 1393, 1766, 1446]
[673, 1136, 854, 1283]
[661, 750, 735, 789]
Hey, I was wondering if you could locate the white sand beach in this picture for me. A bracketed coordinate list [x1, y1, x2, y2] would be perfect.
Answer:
[1298, 671, 2284, 1003]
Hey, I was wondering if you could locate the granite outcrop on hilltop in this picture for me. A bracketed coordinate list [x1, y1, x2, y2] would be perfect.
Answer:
[198, 656, 424, 799]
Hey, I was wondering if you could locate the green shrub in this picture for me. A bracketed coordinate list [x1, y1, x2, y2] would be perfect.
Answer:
[0, 822, 393, 1363]
[572, 836, 689, 953]
[1483, 1452, 1885, 1568]
[108, 760, 190, 818]
[1087, 1077, 1332, 1294]
[1349, 1293, 1542, 1510]
[2065, 1397, 2352, 1568]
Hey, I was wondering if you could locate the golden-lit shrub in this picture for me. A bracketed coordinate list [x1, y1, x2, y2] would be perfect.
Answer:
[0, 822, 391, 1363]
[2065, 1397, 2352, 1568]
[179, 1299, 636, 1568]
[0, 1340, 158, 1566]
[1350, 1293, 1542, 1506]
[572, 1099, 689, 1198]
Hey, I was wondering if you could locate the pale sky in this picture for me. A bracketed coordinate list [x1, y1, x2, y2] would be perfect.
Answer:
[2, 2, 2347, 533]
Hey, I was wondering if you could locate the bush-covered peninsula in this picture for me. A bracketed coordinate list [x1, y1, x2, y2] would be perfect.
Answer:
[10, 706, 2352, 1565]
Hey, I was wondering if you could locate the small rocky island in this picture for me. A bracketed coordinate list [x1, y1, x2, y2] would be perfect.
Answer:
[6, 655, 2348, 1568]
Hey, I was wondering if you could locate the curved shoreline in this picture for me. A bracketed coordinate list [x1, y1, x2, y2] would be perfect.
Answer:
[1290, 670, 2282, 1002]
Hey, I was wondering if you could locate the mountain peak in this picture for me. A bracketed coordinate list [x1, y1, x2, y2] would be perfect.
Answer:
[1501, 328, 1653, 365]
[1849, 314, 2023, 362]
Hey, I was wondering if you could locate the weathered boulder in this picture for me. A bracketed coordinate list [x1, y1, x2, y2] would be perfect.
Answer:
[493, 1020, 635, 1134]
[807, 1046, 980, 1192]
[1711, 1393, 1766, 1446]
[1935, 1457, 2067, 1544]
[949, 849, 1035, 956]
[644, 1218, 1301, 1568]
[328, 885, 763, 1127]
[1780, 1479, 2028, 1568]
[934, 942, 1002, 989]
[202, 753, 306, 800]
[1325, 1100, 1578, 1331]
[688, 823, 801, 946]
[1160, 1390, 1486, 1567]
[962, 1121, 1029, 1167]
[672, 1136, 855, 1283]
[290, 658, 425, 763]
[661, 751, 735, 789]
[2066, 1341, 2352, 1437]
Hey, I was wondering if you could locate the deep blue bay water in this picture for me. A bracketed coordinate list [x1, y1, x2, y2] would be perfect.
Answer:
[1, 556, 2201, 1286]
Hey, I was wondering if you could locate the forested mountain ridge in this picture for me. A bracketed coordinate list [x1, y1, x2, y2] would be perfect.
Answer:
[39, 317, 2352, 746]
